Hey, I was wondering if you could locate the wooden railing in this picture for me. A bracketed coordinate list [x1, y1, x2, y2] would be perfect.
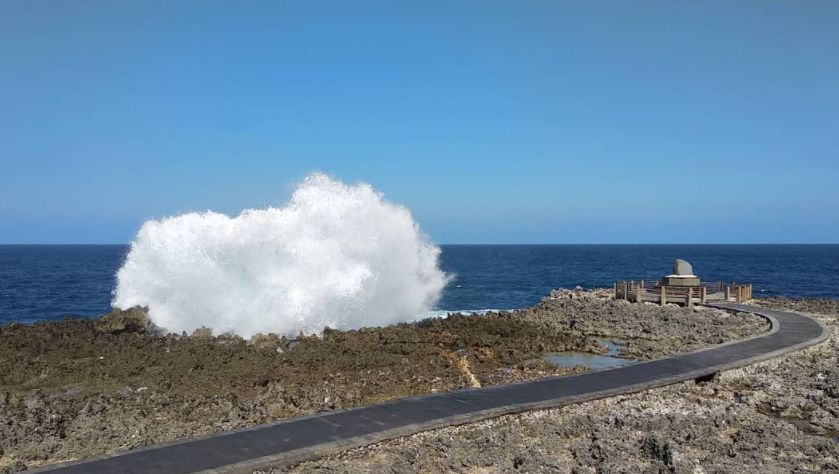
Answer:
[613, 280, 753, 306]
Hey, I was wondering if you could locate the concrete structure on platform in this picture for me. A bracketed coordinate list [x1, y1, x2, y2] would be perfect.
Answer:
[613, 260, 752, 306]
[661, 259, 700, 287]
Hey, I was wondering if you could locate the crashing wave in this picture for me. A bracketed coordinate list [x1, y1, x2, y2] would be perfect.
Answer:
[112, 173, 449, 338]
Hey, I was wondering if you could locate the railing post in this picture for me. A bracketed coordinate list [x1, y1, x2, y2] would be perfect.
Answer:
[701, 286, 707, 304]
[623, 282, 628, 300]
[613, 281, 618, 298]
[660, 286, 666, 306]
[718, 280, 723, 292]
[725, 285, 731, 301]
[636, 282, 644, 303]
[687, 287, 694, 308]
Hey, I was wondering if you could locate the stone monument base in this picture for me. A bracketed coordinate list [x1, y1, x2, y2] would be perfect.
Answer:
[662, 275, 701, 286]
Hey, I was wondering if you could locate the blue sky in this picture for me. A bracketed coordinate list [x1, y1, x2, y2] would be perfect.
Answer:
[1, 1, 837, 244]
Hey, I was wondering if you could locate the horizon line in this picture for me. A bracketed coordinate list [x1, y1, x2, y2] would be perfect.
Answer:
[2, 243, 839, 246]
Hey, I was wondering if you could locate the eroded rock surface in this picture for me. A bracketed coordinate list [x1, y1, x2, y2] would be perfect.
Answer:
[525, 288, 767, 360]
[0, 291, 765, 473]
[266, 298, 839, 474]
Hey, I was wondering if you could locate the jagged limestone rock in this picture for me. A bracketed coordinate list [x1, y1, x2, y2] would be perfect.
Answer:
[94, 307, 151, 334]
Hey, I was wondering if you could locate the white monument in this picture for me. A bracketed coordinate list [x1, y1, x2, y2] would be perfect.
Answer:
[661, 259, 700, 287]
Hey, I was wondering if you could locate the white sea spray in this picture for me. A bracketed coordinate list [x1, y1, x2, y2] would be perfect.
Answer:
[112, 173, 449, 338]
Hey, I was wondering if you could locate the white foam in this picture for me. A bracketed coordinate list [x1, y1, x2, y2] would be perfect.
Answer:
[411, 309, 513, 321]
[112, 173, 449, 338]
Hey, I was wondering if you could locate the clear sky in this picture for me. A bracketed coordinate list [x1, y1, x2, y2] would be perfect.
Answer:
[1, 1, 837, 244]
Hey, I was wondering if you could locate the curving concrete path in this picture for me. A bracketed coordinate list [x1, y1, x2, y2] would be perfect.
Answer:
[26, 302, 830, 474]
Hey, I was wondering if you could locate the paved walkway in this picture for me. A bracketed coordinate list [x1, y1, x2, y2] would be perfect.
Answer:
[27, 303, 830, 474]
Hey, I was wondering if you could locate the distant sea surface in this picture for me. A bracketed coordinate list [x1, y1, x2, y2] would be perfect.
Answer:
[1, 244, 838, 325]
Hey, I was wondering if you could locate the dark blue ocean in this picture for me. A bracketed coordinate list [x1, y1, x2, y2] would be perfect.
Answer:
[1, 245, 838, 325]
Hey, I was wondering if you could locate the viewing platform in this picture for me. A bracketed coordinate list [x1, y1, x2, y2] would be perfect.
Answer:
[613, 279, 753, 307]
[613, 258, 753, 307]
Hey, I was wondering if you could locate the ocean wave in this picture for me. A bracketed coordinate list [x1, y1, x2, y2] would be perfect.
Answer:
[411, 309, 514, 321]
[112, 173, 450, 338]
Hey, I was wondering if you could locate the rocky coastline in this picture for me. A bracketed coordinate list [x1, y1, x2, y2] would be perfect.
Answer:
[270, 297, 839, 474]
[0, 289, 768, 473]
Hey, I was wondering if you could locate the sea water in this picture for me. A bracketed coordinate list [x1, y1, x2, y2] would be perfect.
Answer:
[541, 338, 636, 370]
[2, 244, 838, 328]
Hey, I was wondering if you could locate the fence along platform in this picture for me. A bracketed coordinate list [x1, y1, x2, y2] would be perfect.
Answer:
[613, 280, 753, 306]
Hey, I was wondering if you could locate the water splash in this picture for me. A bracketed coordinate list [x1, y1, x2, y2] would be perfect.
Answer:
[112, 173, 449, 338]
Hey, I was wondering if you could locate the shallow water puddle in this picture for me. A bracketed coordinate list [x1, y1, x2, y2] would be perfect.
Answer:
[758, 402, 839, 444]
[49, 388, 80, 399]
[541, 338, 635, 371]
